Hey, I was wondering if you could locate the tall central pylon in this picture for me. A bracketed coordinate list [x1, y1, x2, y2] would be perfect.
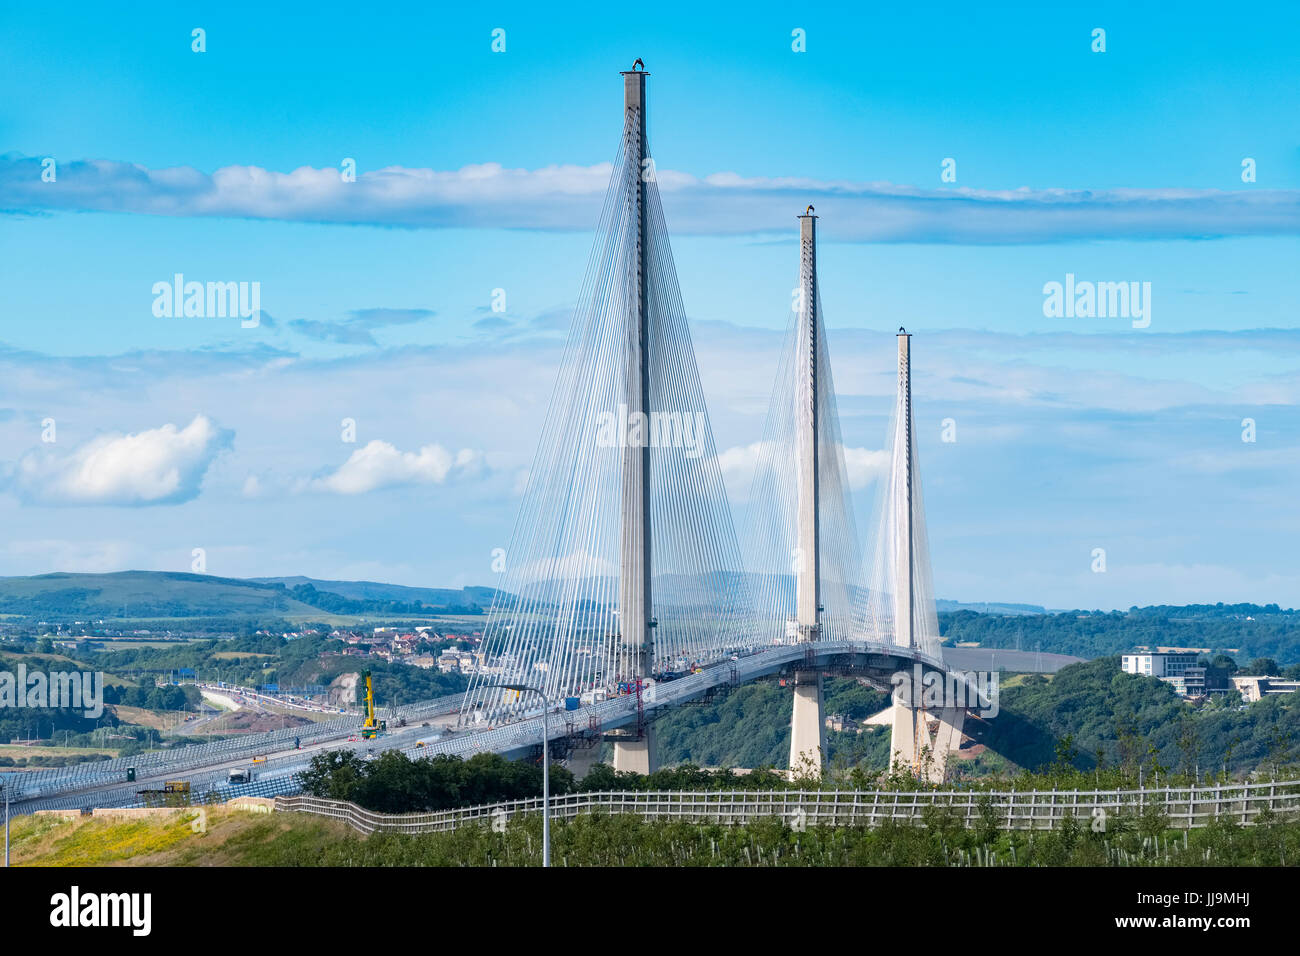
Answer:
[460, 63, 749, 776]
[883, 332, 964, 781]
[613, 64, 656, 773]
[743, 208, 866, 777]
[789, 211, 827, 776]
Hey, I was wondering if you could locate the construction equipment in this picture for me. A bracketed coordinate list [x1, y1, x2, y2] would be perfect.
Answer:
[136, 780, 191, 807]
[361, 671, 386, 740]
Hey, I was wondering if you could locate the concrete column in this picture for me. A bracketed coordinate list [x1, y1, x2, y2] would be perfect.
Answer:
[889, 692, 964, 783]
[795, 213, 819, 637]
[614, 65, 656, 774]
[611, 724, 656, 775]
[788, 670, 826, 777]
[896, 332, 913, 651]
[789, 211, 824, 778]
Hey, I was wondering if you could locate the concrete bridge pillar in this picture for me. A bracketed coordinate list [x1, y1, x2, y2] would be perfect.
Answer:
[611, 726, 656, 775]
[613, 61, 655, 777]
[890, 696, 964, 784]
[787, 210, 825, 780]
[789, 670, 826, 778]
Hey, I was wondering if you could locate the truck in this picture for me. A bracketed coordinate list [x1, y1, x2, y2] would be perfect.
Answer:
[228, 768, 252, 784]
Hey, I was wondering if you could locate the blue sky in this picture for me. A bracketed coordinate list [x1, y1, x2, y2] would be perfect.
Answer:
[1, 1, 1298, 610]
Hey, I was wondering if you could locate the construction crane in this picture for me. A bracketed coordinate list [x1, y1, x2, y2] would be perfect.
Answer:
[361, 670, 386, 740]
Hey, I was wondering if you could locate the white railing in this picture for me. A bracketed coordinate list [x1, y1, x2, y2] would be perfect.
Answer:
[276, 779, 1300, 835]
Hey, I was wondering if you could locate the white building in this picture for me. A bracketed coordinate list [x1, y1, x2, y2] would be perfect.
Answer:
[1121, 652, 1208, 697]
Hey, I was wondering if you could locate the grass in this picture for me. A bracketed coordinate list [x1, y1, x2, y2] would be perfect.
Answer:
[998, 672, 1055, 689]
[10, 805, 1300, 867]
[0, 744, 119, 759]
[110, 705, 193, 731]
[11, 813, 199, 866]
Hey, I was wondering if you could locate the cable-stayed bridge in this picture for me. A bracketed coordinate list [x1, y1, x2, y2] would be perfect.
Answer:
[4, 63, 1011, 815]
[458, 63, 979, 783]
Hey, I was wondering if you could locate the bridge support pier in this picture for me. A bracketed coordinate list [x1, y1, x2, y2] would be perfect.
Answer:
[564, 744, 603, 781]
[611, 726, 657, 775]
[788, 671, 825, 779]
[889, 697, 964, 784]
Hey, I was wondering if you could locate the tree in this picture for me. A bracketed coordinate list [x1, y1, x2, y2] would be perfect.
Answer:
[1248, 658, 1279, 676]
[1052, 734, 1079, 771]
[299, 750, 368, 801]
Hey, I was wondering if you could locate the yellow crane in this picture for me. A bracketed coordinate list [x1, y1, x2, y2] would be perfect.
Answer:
[361, 670, 386, 740]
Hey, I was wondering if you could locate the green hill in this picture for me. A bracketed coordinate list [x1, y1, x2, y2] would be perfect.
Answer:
[251, 576, 497, 609]
[0, 571, 322, 620]
[0, 571, 496, 623]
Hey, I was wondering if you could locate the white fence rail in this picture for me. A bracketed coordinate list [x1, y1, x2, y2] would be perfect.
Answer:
[276, 779, 1300, 836]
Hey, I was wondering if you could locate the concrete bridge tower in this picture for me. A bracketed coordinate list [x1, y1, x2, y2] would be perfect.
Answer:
[612, 63, 657, 775]
[788, 210, 827, 777]
[888, 332, 964, 782]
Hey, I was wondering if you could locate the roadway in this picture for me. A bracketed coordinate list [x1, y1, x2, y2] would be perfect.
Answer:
[6, 639, 1065, 814]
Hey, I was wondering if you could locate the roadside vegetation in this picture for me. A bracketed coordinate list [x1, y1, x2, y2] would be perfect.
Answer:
[11, 803, 1300, 867]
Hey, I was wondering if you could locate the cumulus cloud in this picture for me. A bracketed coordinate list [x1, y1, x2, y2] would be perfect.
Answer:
[4, 154, 1298, 244]
[841, 447, 890, 489]
[305, 440, 481, 495]
[7, 415, 231, 506]
[715, 441, 769, 499]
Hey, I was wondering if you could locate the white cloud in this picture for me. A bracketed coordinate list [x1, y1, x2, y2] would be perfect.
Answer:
[842, 447, 889, 490]
[305, 440, 481, 495]
[5, 154, 1298, 244]
[8, 415, 229, 506]
[717, 441, 885, 496]
[715, 441, 769, 501]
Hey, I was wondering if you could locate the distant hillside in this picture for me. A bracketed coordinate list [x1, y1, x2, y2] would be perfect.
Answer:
[250, 577, 497, 609]
[0, 571, 321, 620]
[936, 600, 1046, 615]
[940, 605, 1300, 665]
[0, 571, 496, 623]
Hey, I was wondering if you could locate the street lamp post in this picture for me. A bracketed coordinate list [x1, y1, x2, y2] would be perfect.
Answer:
[498, 683, 550, 867]
[3, 781, 9, 867]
